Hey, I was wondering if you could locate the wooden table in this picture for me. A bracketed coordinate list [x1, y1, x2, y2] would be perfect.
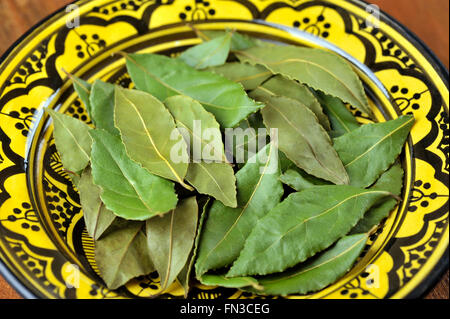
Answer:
[0, 0, 448, 299]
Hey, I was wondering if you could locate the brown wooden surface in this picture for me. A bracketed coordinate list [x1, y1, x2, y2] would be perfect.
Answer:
[0, 0, 448, 299]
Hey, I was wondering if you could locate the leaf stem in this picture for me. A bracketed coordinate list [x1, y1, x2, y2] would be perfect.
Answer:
[187, 23, 210, 41]
[61, 68, 91, 94]
[63, 169, 80, 178]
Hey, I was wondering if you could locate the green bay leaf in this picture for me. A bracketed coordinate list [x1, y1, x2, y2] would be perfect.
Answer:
[258, 75, 331, 131]
[280, 167, 331, 191]
[146, 197, 198, 292]
[199, 273, 261, 290]
[180, 32, 232, 69]
[209, 62, 272, 91]
[78, 167, 116, 240]
[227, 186, 390, 277]
[90, 129, 178, 220]
[201, 30, 259, 51]
[186, 162, 237, 208]
[164, 95, 237, 207]
[89, 80, 120, 136]
[248, 234, 367, 295]
[195, 142, 283, 277]
[177, 198, 210, 297]
[333, 115, 414, 188]
[164, 95, 226, 163]
[71, 75, 92, 118]
[125, 53, 263, 128]
[350, 163, 404, 234]
[95, 220, 154, 290]
[229, 111, 268, 167]
[315, 91, 360, 138]
[114, 87, 191, 188]
[45, 108, 92, 174]
[237, 45, 371, 116]
[251, 93, 349, 185]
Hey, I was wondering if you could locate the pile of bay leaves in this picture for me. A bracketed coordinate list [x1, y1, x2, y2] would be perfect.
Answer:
[46, 30, 414, 297]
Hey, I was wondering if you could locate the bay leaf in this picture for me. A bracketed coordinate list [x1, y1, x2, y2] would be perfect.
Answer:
[227, 185, 390, 277]
[201, 30, 259, 51]
[178, 198, 210, 297]
[180, 32, 232, 69]
[209, 62, 272, 91]
[95, 219, 154, 290]
[78, 167, 116, 240]
[315, 91, 360, 138]
[146, 197, 198, 292]
[350, 163, 404, 234]
[195, 142, 284, 277]
[228, 112, 268, 169]
[199, 273, 261, 290]
[164, 95, 237, 207]
[186, 162, 237, 208]
[247, 234, 367, 295]
[251, 92, 349, 185]
[124, 53, 263, 128]
[236, 45, 371, 116]
[89, 129, 178, 220]
[280, 167, 331, 191]
[278, 150, 295, 173]
[89, 80, 120, 136]
[164, 95, 226, 163]
[333, 115, 414, 188]
[257, 75, 331, 131]
[114, 87, 191, 188]
[45, 108, 92, 174]
[71, 75, 92, 118]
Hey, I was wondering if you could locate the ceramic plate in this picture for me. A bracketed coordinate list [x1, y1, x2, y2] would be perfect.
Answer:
[0, 0, 448, 299]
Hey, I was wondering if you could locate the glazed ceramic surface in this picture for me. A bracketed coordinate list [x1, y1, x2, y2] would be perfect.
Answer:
[0, 0, 448, 299]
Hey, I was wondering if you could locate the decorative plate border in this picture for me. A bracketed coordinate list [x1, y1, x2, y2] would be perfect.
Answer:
[0, 0, 448, 299]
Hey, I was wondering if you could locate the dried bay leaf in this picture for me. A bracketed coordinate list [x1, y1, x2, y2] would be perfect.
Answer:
[315, 91, 360, 138]
[248, 234, 367, 295]
[45, 108, 92, 174]
[164, 95, 237, 207]
[195, 143, 283, 277]
[252, 93, 349, 185]
[95, 219, 154, 290]
[71, 75, 92, 118]
[78, 167, 116, 240]
[350, 163, 404, 234]
[89, 80, 120, 136]
[280, 167, 331, 191]
[230, 112, 267, 164]
[278, 151, 295, 173]
[164, 95, 226, 163]
[114, 87, 191, 189]
[178, 197, 210, 297]
[199, 273, 261, 290]
[201, 30, 259, 51]
[146, 197, 198, 292]
[209, 62, 272, 90]
[333, 115, 414, 188]
[124, 53, 263, 128]
[227, 186, 390, 277]
[180, 32, 232, 69]
[186, 163, 237, 208]
[89, 129, 178, 220]
[258, 76, 331, 131]
[236, 45, 371, 116]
